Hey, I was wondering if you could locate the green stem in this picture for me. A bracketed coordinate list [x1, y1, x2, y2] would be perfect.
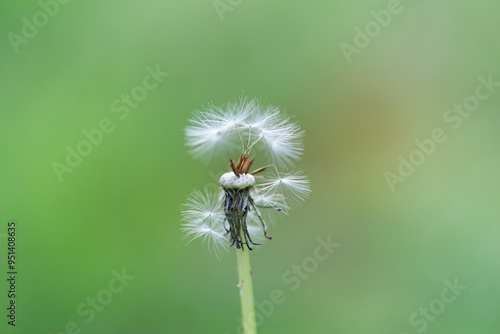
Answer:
[236, 232, 257, 334]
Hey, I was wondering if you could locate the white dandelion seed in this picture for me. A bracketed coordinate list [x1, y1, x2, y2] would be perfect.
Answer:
[251, 109, 304, 166]
[258, 169, 311, 208]
[181, 97, 310, 254]
[181, 191, 225, 227]
[185, 107, 232, 160]
[181, 191, 229, 256]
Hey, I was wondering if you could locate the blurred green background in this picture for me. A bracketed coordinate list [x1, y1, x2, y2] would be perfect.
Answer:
[1, 0, 499, 333]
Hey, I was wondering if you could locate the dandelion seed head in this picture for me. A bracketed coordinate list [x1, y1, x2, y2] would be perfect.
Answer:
[181, 96, 310, 254]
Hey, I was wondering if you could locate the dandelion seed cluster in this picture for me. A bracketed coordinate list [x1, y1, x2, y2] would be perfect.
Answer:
[181, 97, 310, 254]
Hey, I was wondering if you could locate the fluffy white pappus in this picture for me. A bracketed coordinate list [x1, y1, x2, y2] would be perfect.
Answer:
[222, 97, 258, 129]
[249, 106, 304, 166]
[262, 124, 303, 166]
[181, 191, 229, 255]
[250, 188, 290, 214]
[185, 97, 304, 166]
[258, 169, 311, 208]
[185, 110, 232, 160]
[181, 190, 225, 227]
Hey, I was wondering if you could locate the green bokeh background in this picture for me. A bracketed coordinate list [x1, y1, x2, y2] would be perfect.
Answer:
[1, 1, 499, 333]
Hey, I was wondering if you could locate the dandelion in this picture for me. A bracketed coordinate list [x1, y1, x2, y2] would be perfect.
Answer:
[180, 97, 310, 334]
[182, 97, 310, 251]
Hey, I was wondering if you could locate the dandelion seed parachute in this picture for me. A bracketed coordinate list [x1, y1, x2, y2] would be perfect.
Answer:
[185, 97, 304, 167]
[258, 169, 311, 209]
[181, 191, 229, 255]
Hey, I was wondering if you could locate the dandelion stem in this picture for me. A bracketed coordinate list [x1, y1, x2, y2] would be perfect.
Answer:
[236, 226, 257, 334]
